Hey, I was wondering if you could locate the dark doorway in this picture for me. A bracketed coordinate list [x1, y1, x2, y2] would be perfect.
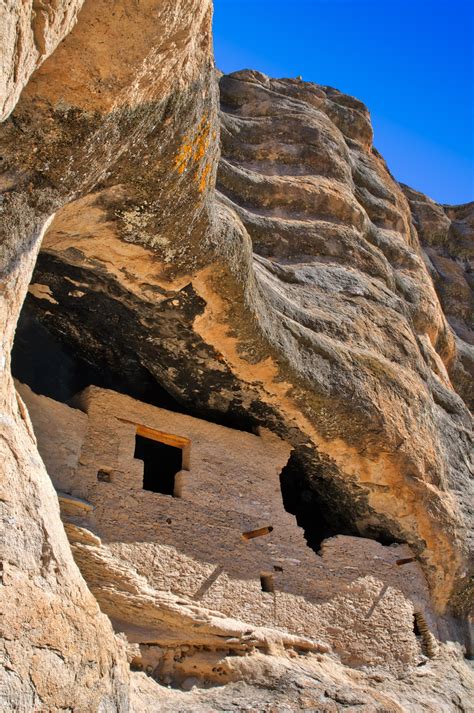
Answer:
[260, 573, 275, 593]
[134, 434, 183, 496]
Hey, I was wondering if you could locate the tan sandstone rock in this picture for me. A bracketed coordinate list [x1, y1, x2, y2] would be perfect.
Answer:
[0, 0, 472, 710]
[1, 0, 214, 709]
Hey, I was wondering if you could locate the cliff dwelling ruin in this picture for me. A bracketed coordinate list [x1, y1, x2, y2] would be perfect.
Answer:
[1, 1, 472, 703]
[14, 379, 451, 683]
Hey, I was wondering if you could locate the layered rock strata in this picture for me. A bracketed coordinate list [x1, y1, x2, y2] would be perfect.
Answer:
[215, 71, 473, 615]
[1, 0, 216, 708]
[13, 72, 473, 622]
[0, 0, 473, 709]
[403, 186, 474, 409]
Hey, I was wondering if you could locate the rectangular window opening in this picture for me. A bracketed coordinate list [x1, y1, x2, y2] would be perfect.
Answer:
[134, 426, 190, 497]
[260, 573, 275, 593]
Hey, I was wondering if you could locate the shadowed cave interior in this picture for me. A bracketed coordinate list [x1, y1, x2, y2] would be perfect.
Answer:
[12, 310, 181, 409]
[279, 451, 400, 551]
[279, 451, 358, 550]
[12, 300, 399, 558]
[11, 304, 257, 432]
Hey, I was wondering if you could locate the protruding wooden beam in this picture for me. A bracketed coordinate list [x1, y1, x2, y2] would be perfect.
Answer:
[242, 526, 274, 541]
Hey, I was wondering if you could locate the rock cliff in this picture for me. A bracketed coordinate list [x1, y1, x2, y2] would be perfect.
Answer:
[403, 185, 474, 410]
[216, 71, 472, 616]
[1, 1, 216, 709]
[0, 1, 472, 710]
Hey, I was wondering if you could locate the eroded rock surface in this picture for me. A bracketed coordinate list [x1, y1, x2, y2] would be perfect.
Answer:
[215, 71, 473, 614]
[12, 72, 473, 620]
[0, 0, 216, 709]
[403, 186, 474, 409]
[1, 1, 473, 710]
[130, 647, 473, 713]
[0, 0, 85, 121]
[0, 222, 130, 711]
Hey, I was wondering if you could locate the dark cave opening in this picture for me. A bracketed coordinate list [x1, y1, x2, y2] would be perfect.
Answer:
[11, 305, 257, 433]
[134, 434, 183, 496]
[260, 573, 275, 593]
[10, 245, 261, 434]
[279, 452, 349, 551]
[12, 310, 181, 410]
[279, 449, 400, 552]
[97, 469, 112, 483]
[413, 614, 421, 636]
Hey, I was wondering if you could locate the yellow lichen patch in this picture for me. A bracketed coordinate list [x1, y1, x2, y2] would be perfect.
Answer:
[174, 114, 214, 191]
[199, 161, 212, 193]
[174, 138, 193, 174]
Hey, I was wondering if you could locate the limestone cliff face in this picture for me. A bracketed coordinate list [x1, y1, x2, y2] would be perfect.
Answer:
[1, 0, 473, 709]
[0, 0, 85, 121]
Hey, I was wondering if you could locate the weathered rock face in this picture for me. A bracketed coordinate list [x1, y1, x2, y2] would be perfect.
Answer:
[0, 4, 131, 710]
[1, 0, 473, 710]
[214, 71, 473, 616]
[0, 0, 85, 121]
[403, 186, 474, 409]
[1, 0, 216, 708]
[19, 68, 471, 610]
[130, 645, 474, 713]
[12, 69, 473, 620]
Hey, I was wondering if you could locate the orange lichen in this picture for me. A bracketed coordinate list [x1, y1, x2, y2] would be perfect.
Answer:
[199, 161, 212, 193]
[174, 114, 214, 191]
[175, 139, 193, 174]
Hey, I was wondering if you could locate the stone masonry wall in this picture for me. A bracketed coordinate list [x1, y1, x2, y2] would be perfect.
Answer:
[18, 384, 441, 671]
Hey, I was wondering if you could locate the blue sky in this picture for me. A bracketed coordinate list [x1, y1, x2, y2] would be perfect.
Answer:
[213, 0, 474, 205]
